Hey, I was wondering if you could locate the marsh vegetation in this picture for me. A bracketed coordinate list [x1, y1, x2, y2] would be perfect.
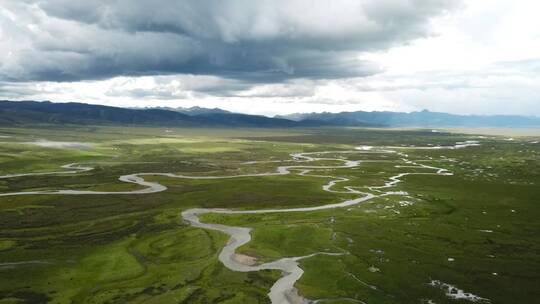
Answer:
[0, 126, 539, 303]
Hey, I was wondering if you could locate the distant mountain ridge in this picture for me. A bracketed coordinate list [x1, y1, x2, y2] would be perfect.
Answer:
[1, 100, 539, 128]
[148, 106, 232, 115]
[0, 100, 310, 127]
[277, 109, 540, 128]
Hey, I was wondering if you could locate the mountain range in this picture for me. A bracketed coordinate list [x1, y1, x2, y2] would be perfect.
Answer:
[1, 100, 539, 128]
[0, 100, 304, 127]
[145, 106, 232, 116]
[277, 110, 540, 128]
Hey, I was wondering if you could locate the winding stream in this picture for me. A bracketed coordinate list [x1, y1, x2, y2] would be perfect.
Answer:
[0, 143, 473, 303]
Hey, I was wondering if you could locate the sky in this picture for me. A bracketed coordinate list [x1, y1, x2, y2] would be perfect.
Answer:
[0, 0, 539, 116]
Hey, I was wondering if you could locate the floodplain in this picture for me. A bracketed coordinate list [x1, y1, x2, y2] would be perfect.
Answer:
[0, 126, 539, 304]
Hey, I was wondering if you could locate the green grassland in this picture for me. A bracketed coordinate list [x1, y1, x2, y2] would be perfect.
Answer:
[0, 126, 539, 304]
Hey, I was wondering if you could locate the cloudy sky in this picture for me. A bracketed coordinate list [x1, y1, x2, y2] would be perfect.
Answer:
[1, 0, 539, 116]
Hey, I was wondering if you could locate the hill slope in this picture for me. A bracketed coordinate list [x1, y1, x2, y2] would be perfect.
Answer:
[0, 100, 306, 127]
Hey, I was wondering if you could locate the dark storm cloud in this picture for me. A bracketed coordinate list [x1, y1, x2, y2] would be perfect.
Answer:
[0, 0, 460, 83]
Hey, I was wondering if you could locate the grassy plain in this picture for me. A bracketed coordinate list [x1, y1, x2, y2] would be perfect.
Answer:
[0, 126, 539, 304]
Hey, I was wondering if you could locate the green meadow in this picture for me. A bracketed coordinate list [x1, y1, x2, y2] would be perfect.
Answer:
[0, 126, 539, 303]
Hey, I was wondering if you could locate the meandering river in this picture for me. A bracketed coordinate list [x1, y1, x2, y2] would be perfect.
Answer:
[0, 143, 470, 303]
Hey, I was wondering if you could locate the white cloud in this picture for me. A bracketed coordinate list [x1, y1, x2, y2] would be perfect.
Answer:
[1, 0, 539, 116]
